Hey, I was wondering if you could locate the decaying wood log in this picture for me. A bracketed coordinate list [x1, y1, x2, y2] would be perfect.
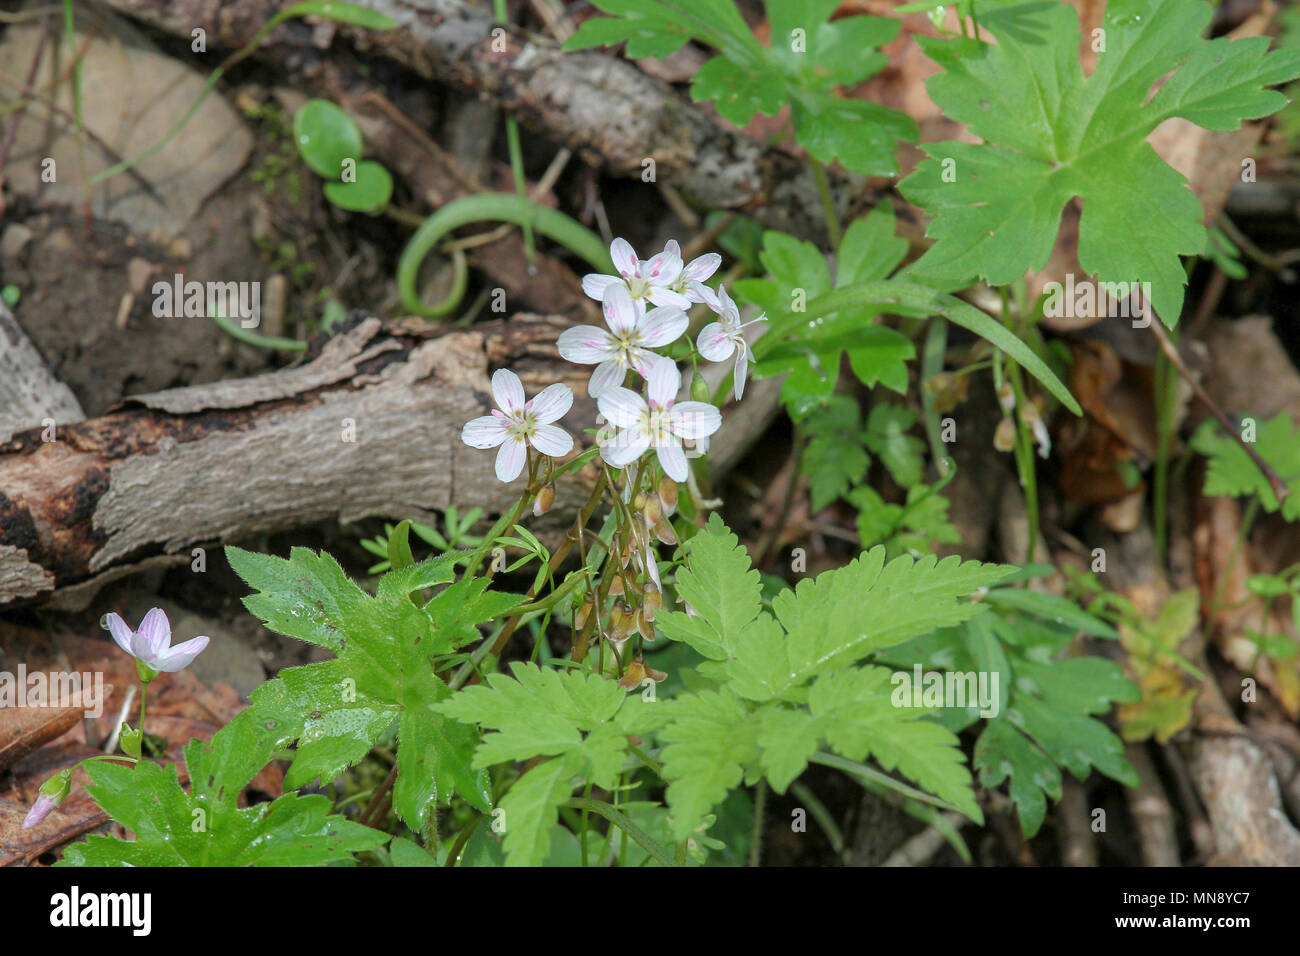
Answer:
[0, 314, 774, 610]
[96, 0, 914, 247]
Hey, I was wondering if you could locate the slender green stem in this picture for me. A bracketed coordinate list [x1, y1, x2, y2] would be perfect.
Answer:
[397, 194, 613, 319]
[808, 156, 841, 252]
[563, 797, 678, 867]
[810, 752, 980, 821]
[748, 780, 767, 867]
[211, 313, 306, 352]
[752, 280, 1080, 415]
[920, 317, 950, 477]
[789, 781, 844, 856]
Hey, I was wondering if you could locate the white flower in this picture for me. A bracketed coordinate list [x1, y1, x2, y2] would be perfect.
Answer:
[661, 239, 722, 304]
[105, 608, 209, 673]
[596, 360, 721, 482]
[696, 284, 764, 401]
[557, 283, 687, 397]
[581, 238, 692, 309]
[462, 369, 574, 482]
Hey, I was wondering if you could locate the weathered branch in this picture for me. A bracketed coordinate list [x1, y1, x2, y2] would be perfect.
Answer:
[0, 314, 771, 609]
[96, 0, 914, 247]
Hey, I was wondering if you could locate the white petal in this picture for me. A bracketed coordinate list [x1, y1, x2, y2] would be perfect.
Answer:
[714, 284, 740, 324]
[695, 283, 722, 313]
[151, 636, 209, 673]
[491, 368, 525, 415]
[662, 239, 681, 259]
[645, 358, 681, 410]
[669, 401, 722, 440]
[587, 360, 626, 398]
[610, 238, 639, 277]
[603, 427, 651, 467]
[557, 325, 617, 365]
[602, 283, 640, 337]
[581, 273, 620, 301]
[641, 249, 683, 286]
[598, 386, 647, 429]
[104, 612, 136, 657]
[138, 607, 171, 656]
[655, 438, 689, 482]
[696, 322, 735, 362]
[638, 306, 688, 348]
[528, 383, 573, 424]
[530, 423, 573, 457]
[495, 438, 527, 482]
[682, 252, 722, 283]
[733, 350, 750, 402]
[647, 287, 692, 309]
[462, 416, 509, 449]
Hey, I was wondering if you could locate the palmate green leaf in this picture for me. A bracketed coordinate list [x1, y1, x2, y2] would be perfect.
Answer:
[58, 723, 384, 867]
[655, 518, 1006, 834]
[658, 689, 762, 842]
[900, 0, 1300, 326]
[801, 398, 869, 511]
[228, 546, 522, 827]
[973, 719, 1060, 838]
[758, 667, 980, 820]
[1191, 413, 1300, 520]
[654, 513, 763, 661]
[567, 1, 915, 175]
[435, 663, 647, 863]
[864, 403, 926, 489]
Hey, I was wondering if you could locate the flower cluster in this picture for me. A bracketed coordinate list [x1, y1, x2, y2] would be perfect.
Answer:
[461, 237, 763, 484]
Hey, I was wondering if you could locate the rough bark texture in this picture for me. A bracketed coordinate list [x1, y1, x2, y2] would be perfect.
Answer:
[96, 0, 916, 247]
[0, 314, 772, 609]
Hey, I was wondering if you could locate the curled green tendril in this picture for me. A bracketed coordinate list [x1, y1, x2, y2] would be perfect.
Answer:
[397, 194, 614, 319]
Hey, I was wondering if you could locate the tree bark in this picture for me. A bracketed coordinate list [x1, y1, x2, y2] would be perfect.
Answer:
[96, 0, 915, 247]
[0, 314, 773, 609]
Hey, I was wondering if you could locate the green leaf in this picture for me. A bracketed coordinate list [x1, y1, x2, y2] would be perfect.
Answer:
[981, 587, 1119, 638]
[59, 729, 384, 866]
[655, 513, 763, 661]
[974, 720, 1061, 838]
[899, 0, 1300, 325]
[658, 689, 762, 841]
[864, 403, 926, 488]
[801, 399, 869, 511]
[280, 1, 398, 30]
[1191, 413, 1300, 520]
[566, 1, 915, 174]
[324, 160, 393, 214]
[293, 99, 363, 179]
[231, 546, 518, 823]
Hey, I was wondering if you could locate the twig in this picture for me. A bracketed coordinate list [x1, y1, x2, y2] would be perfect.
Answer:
[881, 811, 970, 867]
[360, 765, 398, 828]
[1124, 743, 1180, 867]
[1056, 777, 1097, 867]
[1146, 317, 1290, 503]
[0, 12, 51, 212]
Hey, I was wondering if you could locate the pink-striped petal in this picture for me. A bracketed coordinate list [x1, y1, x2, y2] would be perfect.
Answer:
[529, 424, 573, 457]
[638, 306, 688, 348]
[682, 252, 722, 283]
[733, 349, 751, 402]
[581, 273, 621, 301]
[602, 283, 639, 337]
[646, 287, 692, 309]
[528, 383, 573, 424]
[587, 359, 626, 398]
[138, 607, 171, 656]
[598, 386, 647, 429]
[557, 325, 617, 365]
[462, 416, 510, 449]
[491, 368, 525, 415]
[654, 438, 688, 482]
[495, 438, 527, 482]
[641, 250, 683, 285]
[696, 322, 734, 362]
[603, 427, 650, 467]
[104, 612, 135, 656]
[645, 359, 681, 411]
[610, 238, 639, 278]
[668, 401, 722, 440]
[151, 636, 209, 673]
